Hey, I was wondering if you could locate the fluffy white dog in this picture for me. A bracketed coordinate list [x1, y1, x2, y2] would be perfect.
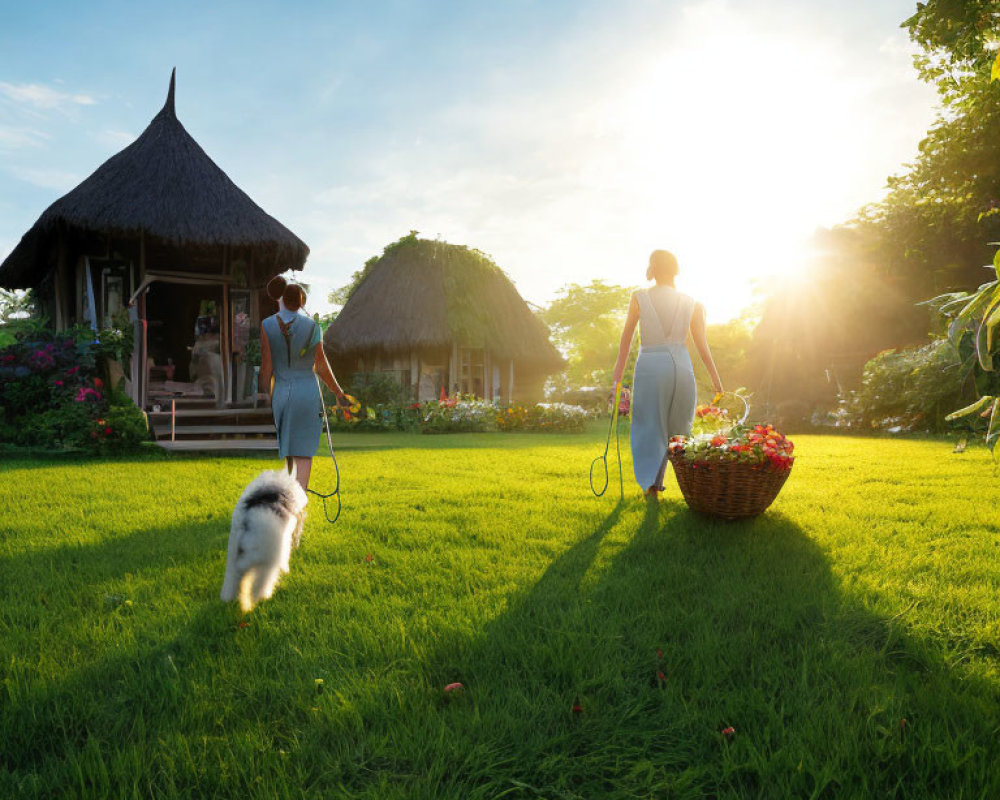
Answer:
[221, 468, 308, 612]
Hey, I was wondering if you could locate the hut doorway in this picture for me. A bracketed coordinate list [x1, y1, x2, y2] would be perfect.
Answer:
[145, 281, 225, 405]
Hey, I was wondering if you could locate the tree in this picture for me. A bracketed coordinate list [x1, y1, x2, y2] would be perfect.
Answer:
[860, 0, 1000, 299]
[541, 281, 636, 389]
[746, 2, 1000, 421]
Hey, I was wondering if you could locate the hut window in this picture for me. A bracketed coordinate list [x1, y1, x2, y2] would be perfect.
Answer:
[458, 347, 485, 397]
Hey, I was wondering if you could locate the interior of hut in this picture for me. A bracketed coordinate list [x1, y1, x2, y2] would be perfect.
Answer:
[145, 282, 225, 405]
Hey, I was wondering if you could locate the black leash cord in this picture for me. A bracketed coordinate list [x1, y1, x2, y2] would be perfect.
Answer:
[306, 376, 342, 524]
[590, 383, 624, 501]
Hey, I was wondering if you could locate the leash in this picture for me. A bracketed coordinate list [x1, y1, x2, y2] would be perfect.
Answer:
[305, 374, 343, 524]
[590, 381, 624, 501]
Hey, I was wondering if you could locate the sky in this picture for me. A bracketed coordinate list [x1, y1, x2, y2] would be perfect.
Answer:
[0, 0, 939, 322]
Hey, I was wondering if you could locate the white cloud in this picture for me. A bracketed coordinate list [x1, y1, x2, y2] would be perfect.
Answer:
[9, 166, 81, 192]
[298, 1, 938, 323]
[95, 128, 136, 149]
[0, 125, 49, 150]
[0, 82, 96, 111]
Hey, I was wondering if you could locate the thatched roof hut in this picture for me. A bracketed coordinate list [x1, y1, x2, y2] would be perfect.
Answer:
[0, 69, 307, 290]
[326, 234, 563, 402]
[0, 70, 309, 412]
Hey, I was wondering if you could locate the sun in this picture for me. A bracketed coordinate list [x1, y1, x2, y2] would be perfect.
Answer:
[608, 18, 865, 320]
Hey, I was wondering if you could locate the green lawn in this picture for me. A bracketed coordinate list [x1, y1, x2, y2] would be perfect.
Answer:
[2, 428, 1000, 798]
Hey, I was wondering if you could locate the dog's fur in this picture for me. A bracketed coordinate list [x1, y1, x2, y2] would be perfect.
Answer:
[221, 468, 308, 612]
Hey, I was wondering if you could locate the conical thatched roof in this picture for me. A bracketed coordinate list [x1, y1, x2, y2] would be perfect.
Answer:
[325, 234, 563, 369]
[0, 69, 308, 288]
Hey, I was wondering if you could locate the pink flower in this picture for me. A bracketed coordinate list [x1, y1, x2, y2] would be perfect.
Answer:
[443, 682, 464, 693]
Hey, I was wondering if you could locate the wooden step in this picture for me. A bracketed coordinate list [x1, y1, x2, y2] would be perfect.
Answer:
[148, 408, 272, 420]
[157, 439, 279, 452]
[152, 424, 276, 439]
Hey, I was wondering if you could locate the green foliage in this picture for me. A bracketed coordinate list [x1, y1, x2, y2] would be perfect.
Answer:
[243, 330, 261, 367]
[928, 245, 1000, 449]
[750, 4, 1000, 421]
[857, 1, 1000, 304]
[542, 280, 636, 389]
[843, 338, 969, 432]
[0, 288, 42, 347]
[0, 326, 148, 453]
[693, 311, 756, 399]
[494, 402, 591, 433]
[91, 309, 134, 364]
[343, 371, 413, 408]
[328, 230, 420, 306]
[420, 397, 497, 433]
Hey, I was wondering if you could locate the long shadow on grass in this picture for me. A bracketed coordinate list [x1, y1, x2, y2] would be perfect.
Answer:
[325, 500, 1000, 798]
[0, 525, 320, 798]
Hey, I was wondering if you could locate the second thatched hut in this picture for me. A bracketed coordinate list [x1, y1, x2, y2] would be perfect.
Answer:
[325, 234, 563, 402]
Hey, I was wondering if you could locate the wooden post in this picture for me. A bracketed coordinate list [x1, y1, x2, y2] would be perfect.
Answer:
[483, 350, 489, 401]
[220, 244, 230, 406]
[409, 351, 418, 401]
[508, 359, 514, 404]
[171, 399, 176, 442]
[54, 229, 68, 330]
[139, 230, 148, 410]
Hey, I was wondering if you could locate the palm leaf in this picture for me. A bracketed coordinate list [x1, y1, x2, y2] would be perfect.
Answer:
[944, 395, 994, 421]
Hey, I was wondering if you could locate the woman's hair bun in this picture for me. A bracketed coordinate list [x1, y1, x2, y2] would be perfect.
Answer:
[282, 283, 307, 312]
[266, 275, 288, 301]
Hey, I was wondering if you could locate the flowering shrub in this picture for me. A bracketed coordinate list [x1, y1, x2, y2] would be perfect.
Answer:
[0, 326, 148, 453]
[495, 402, 590, 433]
[314, 390, 593, 434]
[422, 397, 497, 433]
[669, 424, 795, 471]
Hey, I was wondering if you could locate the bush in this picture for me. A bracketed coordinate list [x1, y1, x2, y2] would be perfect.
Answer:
[0, 326, 149, 453]
[843, 338, 969, 432]
[421, 398, 497, 433]
[345, 372, 413, 408]
[495, 402, 591, 433]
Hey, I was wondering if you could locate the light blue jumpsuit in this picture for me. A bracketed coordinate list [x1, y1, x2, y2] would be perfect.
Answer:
[630, 287, 697, 491]
[262, 309, 324, 458]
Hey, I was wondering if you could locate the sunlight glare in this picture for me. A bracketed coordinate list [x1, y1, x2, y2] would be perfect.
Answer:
[611, 12, 867, 320]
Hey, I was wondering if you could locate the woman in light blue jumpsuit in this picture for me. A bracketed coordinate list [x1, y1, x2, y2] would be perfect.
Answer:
[259, 280, 347, 493]
[612, 250, 724, 499]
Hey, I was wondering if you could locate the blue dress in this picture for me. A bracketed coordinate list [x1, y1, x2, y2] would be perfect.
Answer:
[630, 287, 697, 491]
[262, 309, 324, 458]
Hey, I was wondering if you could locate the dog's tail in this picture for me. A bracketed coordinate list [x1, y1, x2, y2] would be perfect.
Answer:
[238, 564, 282, 613]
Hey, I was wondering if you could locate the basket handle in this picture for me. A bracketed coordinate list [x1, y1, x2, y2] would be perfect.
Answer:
[710, 390, 750, 427]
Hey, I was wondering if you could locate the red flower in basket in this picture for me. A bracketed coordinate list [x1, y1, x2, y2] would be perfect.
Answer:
[669, 417, 795, 519]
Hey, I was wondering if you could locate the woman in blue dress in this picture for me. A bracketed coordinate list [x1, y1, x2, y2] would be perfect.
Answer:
[611, 250, 724, 500]
[259, 278, 347, 492]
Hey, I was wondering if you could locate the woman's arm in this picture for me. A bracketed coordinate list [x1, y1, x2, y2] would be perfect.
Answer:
[689, 302, 723, 395]
[611, 293, 640, 386]
[314, 342, 346, 397]
[258, 325, 274, 400]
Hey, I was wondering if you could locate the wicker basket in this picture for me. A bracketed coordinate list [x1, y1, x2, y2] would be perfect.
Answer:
[669, 450, 791, 520]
